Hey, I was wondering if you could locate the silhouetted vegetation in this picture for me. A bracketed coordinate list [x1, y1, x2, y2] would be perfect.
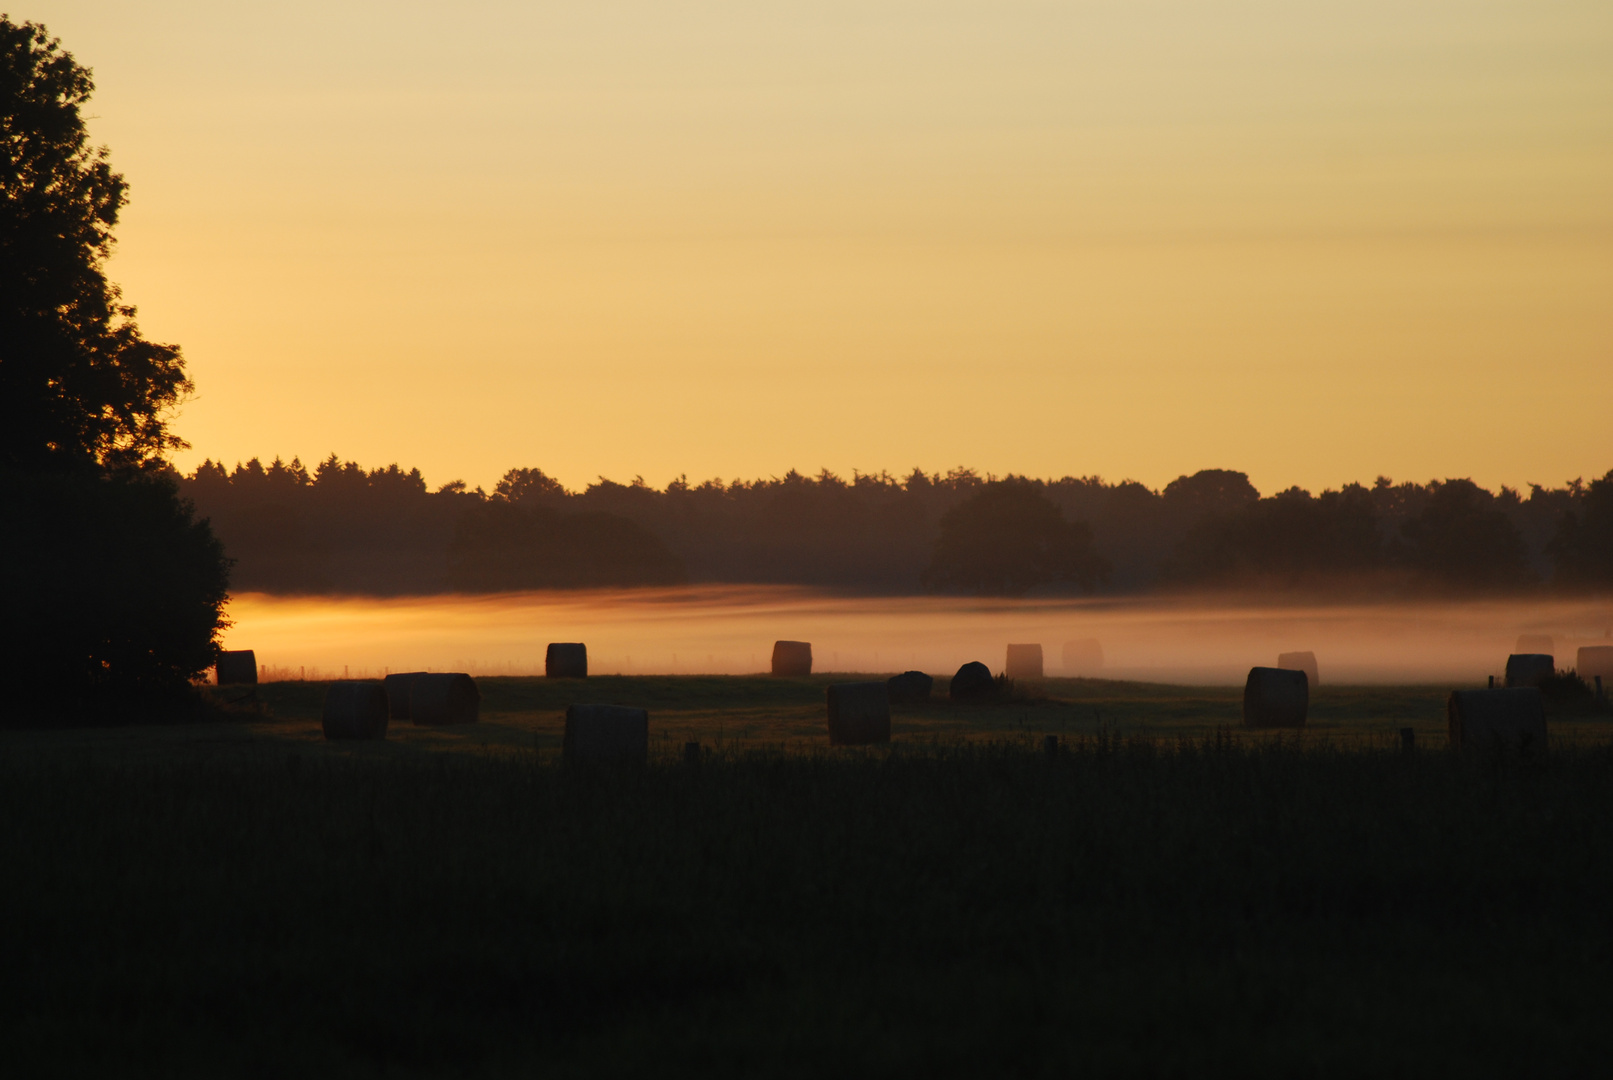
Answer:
[0, 17, 229, 726]
[181, 456, 1610, 597]
[6, 733, 1613, 1074]
[921, 479, 1107, 595]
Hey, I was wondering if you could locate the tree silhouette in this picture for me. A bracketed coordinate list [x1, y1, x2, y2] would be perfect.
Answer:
[1550, 469, 1613, 587]
[921, 479, 1108, 596]
[0, 18, 229, 724]
[0, 18, 188, 468]
[1398, 479, 1532, 590]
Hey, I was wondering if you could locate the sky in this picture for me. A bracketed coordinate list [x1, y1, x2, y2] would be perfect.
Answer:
[26, 1, 1613, 495]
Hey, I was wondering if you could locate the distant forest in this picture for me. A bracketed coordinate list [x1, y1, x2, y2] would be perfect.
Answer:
[178, 458, 1613, 597]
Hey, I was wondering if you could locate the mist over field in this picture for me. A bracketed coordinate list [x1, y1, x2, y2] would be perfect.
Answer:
[224, 588, 1613, 686]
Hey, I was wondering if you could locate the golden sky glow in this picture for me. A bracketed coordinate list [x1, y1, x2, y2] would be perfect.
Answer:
[31, 1, 1613, 492]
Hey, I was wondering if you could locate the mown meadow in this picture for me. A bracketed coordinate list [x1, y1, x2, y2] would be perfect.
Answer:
[3, 676, 1611, 1076]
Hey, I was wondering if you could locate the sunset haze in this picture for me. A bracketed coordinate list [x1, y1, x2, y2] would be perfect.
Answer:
[27, 0, 1613, 493]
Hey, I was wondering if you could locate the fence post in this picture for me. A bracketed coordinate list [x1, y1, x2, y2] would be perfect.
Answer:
[1400, 727, 1415, 752]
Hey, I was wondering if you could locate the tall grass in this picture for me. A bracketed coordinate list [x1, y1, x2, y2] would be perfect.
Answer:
[3, 738, 1611, 1076]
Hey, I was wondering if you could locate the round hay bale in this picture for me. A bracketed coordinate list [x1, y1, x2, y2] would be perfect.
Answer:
[1276, 650, 1319, 688]
[1515, 634, 1555, 655]
[1448, 688, 1546, 754]
[383, 671, 427, 720]
[564, 704, 649, 763]
[771, 640, 813, 677]
[827, 682, 891, 745]
[1576, 645, 1613, 683]
[1504, 653, 1554, 688]
[1243, 667, 1307, 729]
[1005, 644, 1044, 680]
[886, 670, 933, 704]
[546, 643, 588, 679]
[410, 672, 479, 725]
[215, 649, 257, 686]
[322, 681, 388, 740]
[949, 661, 996, 702]
[1061, 638, 1104, 675]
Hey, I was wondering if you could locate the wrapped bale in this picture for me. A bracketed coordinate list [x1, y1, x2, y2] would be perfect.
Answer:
[1005, 644, 1044, 679]
[949, 661, 996, 702]
[1243, 667, 1307, 729]
[1515, 634, 1555, 655]
[410, 672, 479, 725]
[1448, 688, 1546, 754]
[1505, 654, 1554, 688]
[383, 671, 427, 721]
[1061, 638, 1104, 675]
[771, 640, 813, 677]
[1276, 650, 1320, 688]
[886, 670, 933, 704]
[322, 681, 389, 740]
[1577, 645, 1613, 683]
[546, 643, 588, 679]
[564, 704, 649, 764]
[215, 650, 257, 686]
[827, 682, 891, 745]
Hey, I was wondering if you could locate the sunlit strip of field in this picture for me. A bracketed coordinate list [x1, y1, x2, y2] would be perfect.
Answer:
[219, 588, 1613, 685]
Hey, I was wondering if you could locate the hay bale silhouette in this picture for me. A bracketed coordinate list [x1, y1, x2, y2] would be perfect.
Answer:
[1242, 667, 1307, 729]
[1061, 638, 1104, 674]
[772, 640, 813, 676]
[887, 670, 933, 704]
[546, 643, 588, 678]
[1448, 688, 1546, 753]
[383, 671, 427, 720]
[827, 682, 891, 745]
[215, 650, 257, 686]
[410, 673, 479, 725]
[321, 681, 388, 740]
[1515, 634, 1555, 655]
[564, 704, 649, 763]
[1577, 646, 1613, 683]
[949, 661, 996, 702]
[1505, 653, 1554, 688]
[1005, 644, 1043, 679]
[1276, 651, 1319, 688]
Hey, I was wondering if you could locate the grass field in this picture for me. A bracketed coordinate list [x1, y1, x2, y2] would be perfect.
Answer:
[3, 676, 1612, 1076]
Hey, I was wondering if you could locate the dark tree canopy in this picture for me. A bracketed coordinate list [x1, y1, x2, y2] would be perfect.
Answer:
[0, 17, 228, 725]
[921, 479, 1108, 596]
[1, 466, 230, 723]
[0, 16, 188, 468]
[1398, 479, 1533, 590]
[1550, 469, 1613, 587]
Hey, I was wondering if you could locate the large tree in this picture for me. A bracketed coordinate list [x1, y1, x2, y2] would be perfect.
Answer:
[1, 16, 189, 468]
[1, 17, 228, 724]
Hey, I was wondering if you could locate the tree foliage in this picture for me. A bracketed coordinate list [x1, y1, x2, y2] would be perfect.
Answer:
[0, 18, 227, 724]
[0, 16, 188, 468]
[921, 479, 1109, 596]
[1550, 469, 1613, 587]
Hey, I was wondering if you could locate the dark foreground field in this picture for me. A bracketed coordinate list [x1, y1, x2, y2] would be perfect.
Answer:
[4, 677, 1612, 1076]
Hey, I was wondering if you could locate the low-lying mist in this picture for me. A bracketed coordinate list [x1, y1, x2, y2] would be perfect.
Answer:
[222, 587, 1613, 686]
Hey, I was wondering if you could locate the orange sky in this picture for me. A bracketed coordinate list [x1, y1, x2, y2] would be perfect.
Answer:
[31, 1, 1613, 494]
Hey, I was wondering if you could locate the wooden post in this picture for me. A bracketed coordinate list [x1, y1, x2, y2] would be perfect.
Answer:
[1043, 734, 1059, 759]
[1488, 675, 1495, 689]
[1400, 727, 1415, 752]
[684, 741, 701, 765]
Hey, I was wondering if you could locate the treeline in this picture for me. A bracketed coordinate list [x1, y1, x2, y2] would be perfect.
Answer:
[178, 457, 1613, 596]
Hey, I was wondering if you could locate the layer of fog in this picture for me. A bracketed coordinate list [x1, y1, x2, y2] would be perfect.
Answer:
[221, 587, 1613, 685]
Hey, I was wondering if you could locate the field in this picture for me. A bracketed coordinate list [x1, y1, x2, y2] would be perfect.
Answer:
[4, 676, 1612, 1076]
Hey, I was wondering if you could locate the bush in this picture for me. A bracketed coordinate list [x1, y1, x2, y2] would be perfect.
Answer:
[0, 464, 230, 725]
